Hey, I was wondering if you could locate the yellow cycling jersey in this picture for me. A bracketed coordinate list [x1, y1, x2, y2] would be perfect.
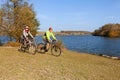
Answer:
[43, 30, 56, 40]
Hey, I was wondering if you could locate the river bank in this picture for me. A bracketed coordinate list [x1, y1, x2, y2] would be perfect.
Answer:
[0, 47, 120, 80]
[1, 35, 120, 57]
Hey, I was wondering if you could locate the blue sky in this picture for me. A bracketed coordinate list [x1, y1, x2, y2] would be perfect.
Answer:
[1, 0, 120, 31]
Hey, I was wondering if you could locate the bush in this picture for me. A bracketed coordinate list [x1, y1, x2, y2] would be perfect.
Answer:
[0, 40, 3, 46]
[93, 23, 120, 37]
[3, 41, 20, 47]
[55, 40, 67, 52]
[108, 31, 120, 38]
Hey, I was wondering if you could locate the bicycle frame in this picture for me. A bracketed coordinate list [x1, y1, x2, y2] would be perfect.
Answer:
[36, 40, 62, 56]
[18, 37, 36, 55]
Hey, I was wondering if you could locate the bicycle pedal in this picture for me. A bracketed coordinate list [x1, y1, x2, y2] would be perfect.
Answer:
[35, 50, 38, 52]
[45, 49, 48, 52]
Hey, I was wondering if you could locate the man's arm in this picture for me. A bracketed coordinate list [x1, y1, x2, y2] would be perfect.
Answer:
[28, 31, 34, 39]
[51, 32, 56, 40]
[23, 30, 27, 38]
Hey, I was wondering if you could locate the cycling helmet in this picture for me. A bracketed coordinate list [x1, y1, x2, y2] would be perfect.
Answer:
[25, 26, 29, 29]
[49, 27, 52, 30]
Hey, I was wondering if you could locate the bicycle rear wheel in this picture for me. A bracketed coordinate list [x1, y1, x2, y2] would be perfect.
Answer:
[28, 44, 36, 55]
[18, 44, 25, 52]
[51, 46, 61, 57]
[36, 43, 46, 54]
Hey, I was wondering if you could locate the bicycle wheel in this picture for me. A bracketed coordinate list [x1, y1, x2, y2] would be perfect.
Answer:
[51, 46, 61, 57]
[28, 44, 36, 55]
[18, 44, 25, 52]
[36, 43, 46, 54]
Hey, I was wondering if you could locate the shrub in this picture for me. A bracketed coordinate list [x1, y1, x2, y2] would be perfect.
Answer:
[108, 31, 120, 38]
[3, 41, 20, 47]
[55, 40, 67, 52]
[93, 23, 120, 37]
[0, 40, 3, 46]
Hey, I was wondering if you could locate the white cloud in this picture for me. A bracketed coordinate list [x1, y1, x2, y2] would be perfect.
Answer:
[107, 16, 117, 19]
[37, 14, 50, 20]
[106, 16, 120, 21]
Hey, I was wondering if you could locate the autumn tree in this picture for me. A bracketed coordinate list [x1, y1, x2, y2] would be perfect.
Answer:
[93, 23, 120, 38]
[0, 1, 14, 40]
[0, 0, 40, 41]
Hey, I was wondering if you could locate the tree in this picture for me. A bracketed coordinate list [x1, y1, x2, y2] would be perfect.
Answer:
[0, 1, 14, 40]
[0, 0, 40, 41]
[93, 23, 120, 37]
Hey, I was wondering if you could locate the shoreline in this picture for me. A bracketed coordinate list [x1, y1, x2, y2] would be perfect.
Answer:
[0, 46, 120, 60]
[67, 49, 120, 60]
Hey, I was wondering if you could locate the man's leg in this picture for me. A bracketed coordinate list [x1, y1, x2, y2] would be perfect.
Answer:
[43, 38, 49, 52]
[23, 39, 27, 47]
[45, 42, 50, 52]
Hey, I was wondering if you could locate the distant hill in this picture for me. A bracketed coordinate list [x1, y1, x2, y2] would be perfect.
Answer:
[59, 31, 91, 35]
[37, 31, 91, 36]
[92, 23, 120, 38]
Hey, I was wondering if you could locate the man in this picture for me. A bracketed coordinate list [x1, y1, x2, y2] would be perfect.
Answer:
[43, 27, 57, 52]
[22, 26, 34, 47]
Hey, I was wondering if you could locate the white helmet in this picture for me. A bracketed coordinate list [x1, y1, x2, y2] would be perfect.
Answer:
[25, 26, 29, 29]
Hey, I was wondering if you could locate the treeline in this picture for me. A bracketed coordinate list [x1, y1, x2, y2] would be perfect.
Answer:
[0, 0, 39, 41]
[92, 23, 120, 38]
[60, 31, 91, 35]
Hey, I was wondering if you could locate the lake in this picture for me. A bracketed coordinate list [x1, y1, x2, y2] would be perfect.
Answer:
[0, 35, 120, 57]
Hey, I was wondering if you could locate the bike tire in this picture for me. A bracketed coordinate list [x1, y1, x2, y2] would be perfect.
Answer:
[18, 45, 25, 52]
[28, 44, 36, 55]
[51, 46, 61, 57]
[36, 43, 46, 54]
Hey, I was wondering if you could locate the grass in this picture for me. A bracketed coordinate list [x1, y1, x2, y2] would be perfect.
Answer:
[0, 47, 120, 80]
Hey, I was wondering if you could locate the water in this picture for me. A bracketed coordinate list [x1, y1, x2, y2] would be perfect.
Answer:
[0, 36, 11, 43]
[56, 35, 120, 57]
[1, 35, 120, 57]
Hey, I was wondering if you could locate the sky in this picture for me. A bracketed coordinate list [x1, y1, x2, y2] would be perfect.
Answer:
[1, 0, 120, 32]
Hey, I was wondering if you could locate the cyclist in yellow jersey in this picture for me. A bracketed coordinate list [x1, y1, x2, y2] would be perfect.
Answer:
[43, 27, 57, 52]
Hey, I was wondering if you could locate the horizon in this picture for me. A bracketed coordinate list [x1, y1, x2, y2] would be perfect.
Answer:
[37, 30, 92, 32]
[1, 0, 120, 32]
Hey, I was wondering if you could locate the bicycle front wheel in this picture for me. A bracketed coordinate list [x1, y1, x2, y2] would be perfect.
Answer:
[28, 44, 36, 55]
[51, 46, 61, 57]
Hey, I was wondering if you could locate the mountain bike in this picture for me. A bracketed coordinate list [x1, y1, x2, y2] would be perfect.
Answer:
[36, 40, 62, 57]
[18, 37, 36, 55]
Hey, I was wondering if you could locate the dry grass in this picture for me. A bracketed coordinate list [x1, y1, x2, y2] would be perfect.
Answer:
[3, 42, 20, 47]
[0, 47, 120, 80]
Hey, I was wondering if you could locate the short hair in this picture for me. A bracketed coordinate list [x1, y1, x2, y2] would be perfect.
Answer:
[49, 27, 52, 30]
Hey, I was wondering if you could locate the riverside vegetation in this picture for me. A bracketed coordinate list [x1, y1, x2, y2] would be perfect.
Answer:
[0, 47, 120, 80]
[93, 23, 120, 38]
[0, 0, 39, 41]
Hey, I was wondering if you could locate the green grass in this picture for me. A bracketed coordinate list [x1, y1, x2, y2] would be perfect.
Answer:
[0, 47, 120, 80]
